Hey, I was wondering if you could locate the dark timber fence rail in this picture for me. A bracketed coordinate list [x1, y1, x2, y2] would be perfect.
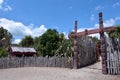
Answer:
[0, 56, 73, 69]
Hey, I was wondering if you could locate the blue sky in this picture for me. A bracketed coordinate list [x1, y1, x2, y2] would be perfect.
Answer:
[0, 0, 120, 43]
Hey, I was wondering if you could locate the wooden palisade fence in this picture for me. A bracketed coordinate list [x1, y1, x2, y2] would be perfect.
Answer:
[0, 56, 73, 69]
[106, 37, 120, 74]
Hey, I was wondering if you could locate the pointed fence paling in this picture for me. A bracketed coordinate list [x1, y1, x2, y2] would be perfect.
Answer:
[0, 56, 73, 69]
[106, 37, 120, 74]
[77, 36, 97, 67]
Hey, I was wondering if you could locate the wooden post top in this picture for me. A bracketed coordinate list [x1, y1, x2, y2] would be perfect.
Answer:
[99, 12, 102, 17]
[75, 20, 78, 33]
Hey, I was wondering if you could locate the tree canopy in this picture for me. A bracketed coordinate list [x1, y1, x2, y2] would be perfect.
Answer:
[108, 25, 120, 43]
[37, 29, 60, 56]
[0, 27, 13, 47]
[19, 35, 34, 47]
[0, 27, 13, 57]
[18, 29, 73, 57]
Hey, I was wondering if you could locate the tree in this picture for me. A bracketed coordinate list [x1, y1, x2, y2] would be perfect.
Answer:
[37, 29, 60, 57]
[0, 27, 13, 47]
[0, 47, 8, 58]
[19, 35, 34, 47]
[55, 38, 74, 57]
[33, 37, 40, 47]
[108, 25, 120, 43]
[34, 36, 42, 56]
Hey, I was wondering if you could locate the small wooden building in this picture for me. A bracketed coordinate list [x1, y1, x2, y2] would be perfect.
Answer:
[8, 46, 37, 57]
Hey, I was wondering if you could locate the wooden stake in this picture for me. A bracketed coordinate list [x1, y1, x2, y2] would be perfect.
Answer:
[73, 20, 78, 69]
[99, 12, 107, 74]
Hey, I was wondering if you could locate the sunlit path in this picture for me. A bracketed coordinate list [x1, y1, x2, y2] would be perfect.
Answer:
[0, 61, 119, 80]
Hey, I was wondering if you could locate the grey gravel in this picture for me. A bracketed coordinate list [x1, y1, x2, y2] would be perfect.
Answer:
[0, 61, 119, 80]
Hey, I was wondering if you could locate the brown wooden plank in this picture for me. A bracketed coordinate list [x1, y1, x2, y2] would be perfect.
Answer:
[103, 26, 115, 32]
[69, 26, 115, 38]
[77, 29, 100, 36]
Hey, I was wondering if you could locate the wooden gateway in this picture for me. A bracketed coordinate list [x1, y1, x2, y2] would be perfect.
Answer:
[69, 12, 115, 74]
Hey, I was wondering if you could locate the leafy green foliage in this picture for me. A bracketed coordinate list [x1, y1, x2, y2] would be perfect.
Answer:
[19, 29, 74, 57]
[37, 29, 60, 57]
[55, 38, 73, 57]
[19, 35, 34, 47]
[0, 48, 8, 58]
[108, 25, 120, 43]
[0, 27, 13, 47]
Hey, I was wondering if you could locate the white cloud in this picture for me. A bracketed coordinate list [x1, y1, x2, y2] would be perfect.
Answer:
[94, 18, 116, 28]
[0, 0, 3, 5]
[89, 33, 99, 38]
[0, 18, 47, 43]
[90, 14, 95, 21]
[104, 19, 115, 27]
[32, 25, 47, 37]
[112, 2, 120, 8]
[13, 39, 21, 44]
[0, 0, 12, 11]
[115, 17, 120, 21]
[95, 5, 104, 10]
[0, 0, 3, 9]
[3, 5, 12, 11]
[62, 32, 68, 39]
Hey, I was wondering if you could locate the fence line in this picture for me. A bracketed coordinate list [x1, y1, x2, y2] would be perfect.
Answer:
[107, 51, 120, 74]
[106, 37, 120, 74]
[0, 56, 73, 69]
[77, 36, 97, 68]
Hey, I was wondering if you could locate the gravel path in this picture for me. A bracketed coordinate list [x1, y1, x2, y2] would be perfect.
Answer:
[0, 61, 119, 80]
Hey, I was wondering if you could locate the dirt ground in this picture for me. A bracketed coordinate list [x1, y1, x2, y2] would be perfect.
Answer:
[0, 61, 119, 80]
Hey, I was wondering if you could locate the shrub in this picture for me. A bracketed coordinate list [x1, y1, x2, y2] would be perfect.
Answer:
[0, 48, 8, 58]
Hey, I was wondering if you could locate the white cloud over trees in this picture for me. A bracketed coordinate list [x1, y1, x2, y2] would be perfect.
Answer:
[0, 18, 47, 43]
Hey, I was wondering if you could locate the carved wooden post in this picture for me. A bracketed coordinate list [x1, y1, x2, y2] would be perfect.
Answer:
[73, 20, 78, 69]
[99, 12, 107, 74]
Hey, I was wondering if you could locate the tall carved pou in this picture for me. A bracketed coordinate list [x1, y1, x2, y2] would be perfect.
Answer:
[99, 12, 107, 74]
[73, 20, 78, 69]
